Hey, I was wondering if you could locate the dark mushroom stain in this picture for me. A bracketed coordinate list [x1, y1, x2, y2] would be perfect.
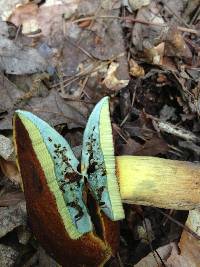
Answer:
[67, 201, 84, 223]
[47, 136, 84, 225]
[84, 127, 108, 207]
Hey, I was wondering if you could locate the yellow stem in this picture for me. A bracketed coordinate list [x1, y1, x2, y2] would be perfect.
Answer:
[116, 156, 200, 210]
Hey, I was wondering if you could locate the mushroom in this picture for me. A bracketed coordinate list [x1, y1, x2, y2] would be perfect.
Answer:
[13, 96, 200, 266]
[13, 109, 120, 267]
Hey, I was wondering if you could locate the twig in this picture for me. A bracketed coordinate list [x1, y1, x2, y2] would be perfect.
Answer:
[189, 4, 200, 25]
[146, 114, 200, 143]
[79, 75, 89, 98]
[155, 208, 200, 242]
[155, 120, 200, 143]
[65, 36, 95, 60]
[112, 124, 128, 143]
[72, 15, 199, 35]
[159, 1, 190, 28]
[72, 15, 166, 27]
[177, 26, 199, 35]
[116, 252, 124, 267]
[51, 53, 125, 89]
[143, 218, 167, 267]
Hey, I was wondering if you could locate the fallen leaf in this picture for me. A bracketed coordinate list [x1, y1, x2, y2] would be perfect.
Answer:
[129, 59, 145, 78]
[102, 62, 129, 91]
[126, 0, 150, 11]
[118, 138, 142, 155]
[9, 1, 78, 38]
[154, 42, 165, 65]
[0, 135, 14, 160]
[134, 243, 173, 267]
[0, 201, 26, 238]
[27, 89, 90, 129]
[0, 72, 23, 122]
[123, 122, 155, 141]
[117, 135, 169, 156]
[0, 158, 21, 184]
[132, 2, 165, 51]
[134, 136, 169, 156]
[166, 210, 200, 267]
[165, 27, 192, 59]
[0, 191, 24, 207]
[37, 246, 60, 267]
[159, 105, 177, 121]
[0, 244, 19, 267]
[0, 0, 29, 20]
[0, 85, 91, 130]
[8, 2, 39, 35]
[0, 35, 47, 74]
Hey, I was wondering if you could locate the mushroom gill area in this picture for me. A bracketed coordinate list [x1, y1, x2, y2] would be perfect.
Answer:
[86, 185, 120, 258]
[86, 188, 104, 239]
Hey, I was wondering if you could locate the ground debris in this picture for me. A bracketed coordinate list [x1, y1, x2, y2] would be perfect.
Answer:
[0, 244, 19, 267]
[0, 201, 26, 238]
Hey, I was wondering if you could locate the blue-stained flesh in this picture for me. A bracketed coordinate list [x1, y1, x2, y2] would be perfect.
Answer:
[16, 110, 92, 234]
[82, 97, 114, 219]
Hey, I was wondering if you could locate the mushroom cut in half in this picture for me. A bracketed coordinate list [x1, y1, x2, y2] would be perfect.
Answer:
[13, 98, 124, 267]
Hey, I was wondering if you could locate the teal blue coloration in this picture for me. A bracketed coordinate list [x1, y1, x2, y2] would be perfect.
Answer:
[81, 97, 114, 219]
[16, 110, 92, 234]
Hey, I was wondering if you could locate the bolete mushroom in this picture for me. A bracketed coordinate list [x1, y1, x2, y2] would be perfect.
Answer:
[13, 108, 121, 267]
[13, 96, 200, 266]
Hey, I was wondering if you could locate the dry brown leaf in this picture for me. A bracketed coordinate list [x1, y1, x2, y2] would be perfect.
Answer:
[129, 59, 145, 77]
[8, 0, 129, 101]
[154, 42, 165, 65]
[134, 243, 173, 267]
[0, 0, 29, 20]
[8, 2, 39, 35]
[78, 19, 92, 28]
[118, 138, 143, 155]
[117, 135, 169, 156]
[0, 191, 24, 207]
[0, 84, 90, 130]
[0, 135, 14, 160]
[0, 35, 47, 75]
[132, 2, 165, 51]
[0, 158, 21, 184]
[37, 246, 60, 267]
[127, 0, 150, 11]
[0, 201, 26, 238]
[135, 136, 169, 156]
[9, 0, 78, 38]
[0, 244, 19, 267]
[166, 210, 200, 267]
[165, 27, 192, 59]
[102, 62, 129, 91]
[0, 73, 24, 130]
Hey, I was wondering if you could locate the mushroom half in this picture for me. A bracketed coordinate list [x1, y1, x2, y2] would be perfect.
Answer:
[13, 102, 123, 267]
